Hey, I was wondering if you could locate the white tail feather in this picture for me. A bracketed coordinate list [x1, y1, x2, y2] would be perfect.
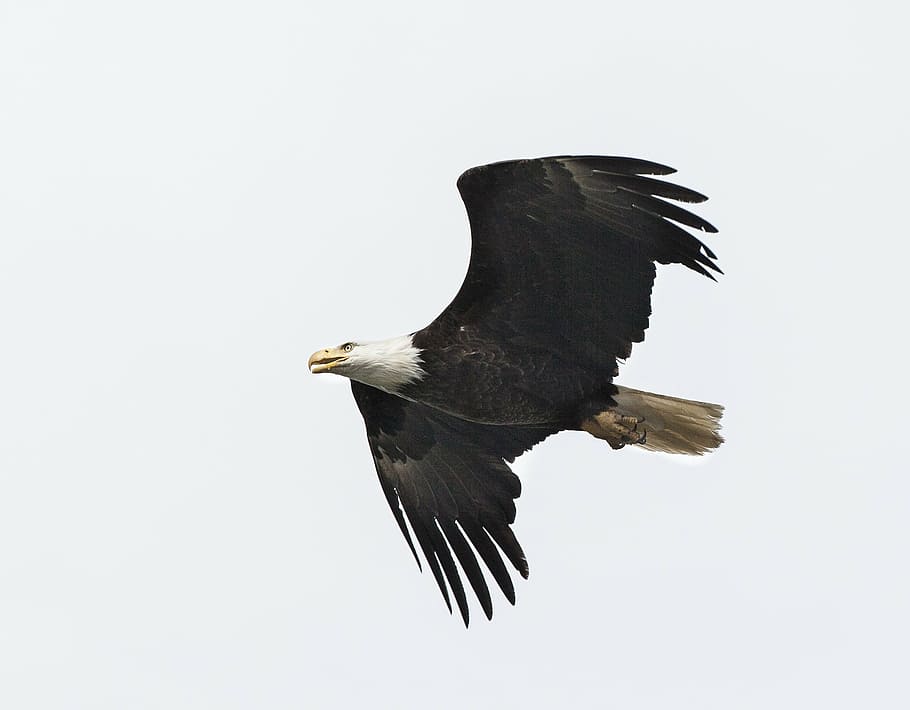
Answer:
[613, 386, 724, 455]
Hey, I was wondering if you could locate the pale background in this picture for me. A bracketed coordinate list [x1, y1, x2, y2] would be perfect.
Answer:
[2, 1, 908, 708]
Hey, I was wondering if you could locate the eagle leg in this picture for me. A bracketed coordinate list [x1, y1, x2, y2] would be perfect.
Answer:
[580, 410, 647, 450]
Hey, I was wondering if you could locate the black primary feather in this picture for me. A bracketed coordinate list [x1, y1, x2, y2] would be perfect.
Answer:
[352, 381, 555, 625]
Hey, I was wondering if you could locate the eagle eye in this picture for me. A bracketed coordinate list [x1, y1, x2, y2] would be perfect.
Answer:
[342, 343, 354, 353]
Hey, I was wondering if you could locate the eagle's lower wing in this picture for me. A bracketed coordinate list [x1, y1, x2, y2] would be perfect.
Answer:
[427, 156, 719, 398]
[351, 381, 557, 625]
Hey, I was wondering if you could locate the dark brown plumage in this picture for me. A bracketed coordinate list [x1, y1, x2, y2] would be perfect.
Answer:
[310, 155, 723, 625]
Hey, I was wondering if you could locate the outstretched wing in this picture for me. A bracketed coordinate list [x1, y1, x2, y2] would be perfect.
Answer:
[351, 380, 557, 625]
[421, 156, 719, 403]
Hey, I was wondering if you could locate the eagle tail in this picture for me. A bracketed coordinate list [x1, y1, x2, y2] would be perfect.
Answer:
[613, 385, 724, 455]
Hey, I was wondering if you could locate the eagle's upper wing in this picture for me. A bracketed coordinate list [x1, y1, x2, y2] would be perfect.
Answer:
[425, 156, 719, 398]
[351, 380, 557, 625]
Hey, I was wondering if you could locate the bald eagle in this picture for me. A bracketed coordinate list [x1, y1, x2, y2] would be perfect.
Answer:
[309, 156, 723, 625]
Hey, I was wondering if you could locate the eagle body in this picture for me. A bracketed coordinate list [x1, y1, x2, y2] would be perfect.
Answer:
[403, 324, 596, 426]
[309, 155, 724, 625]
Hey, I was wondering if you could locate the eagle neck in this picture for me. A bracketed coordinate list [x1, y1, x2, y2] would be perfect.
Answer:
[349, 334, 425, 395]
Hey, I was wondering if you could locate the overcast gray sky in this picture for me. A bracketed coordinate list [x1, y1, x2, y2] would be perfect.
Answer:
[2, 1, 908, 708]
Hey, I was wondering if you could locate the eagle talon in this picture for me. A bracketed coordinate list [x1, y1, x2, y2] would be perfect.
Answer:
[582, 409, 649, 450]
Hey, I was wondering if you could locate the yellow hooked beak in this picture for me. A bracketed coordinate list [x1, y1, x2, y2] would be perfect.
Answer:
[308, 346, 349, 374]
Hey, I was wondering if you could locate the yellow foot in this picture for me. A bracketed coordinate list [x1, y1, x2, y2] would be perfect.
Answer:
[581, 410, 647, 450]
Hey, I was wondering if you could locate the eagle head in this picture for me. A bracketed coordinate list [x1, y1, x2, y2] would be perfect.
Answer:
[308, 336, 424, 393]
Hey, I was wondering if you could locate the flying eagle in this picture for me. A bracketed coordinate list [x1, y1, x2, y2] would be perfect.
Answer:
[309, 156, 723, 625]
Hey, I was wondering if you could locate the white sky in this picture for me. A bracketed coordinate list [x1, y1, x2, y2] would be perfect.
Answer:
[2, 1, 908, 708]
